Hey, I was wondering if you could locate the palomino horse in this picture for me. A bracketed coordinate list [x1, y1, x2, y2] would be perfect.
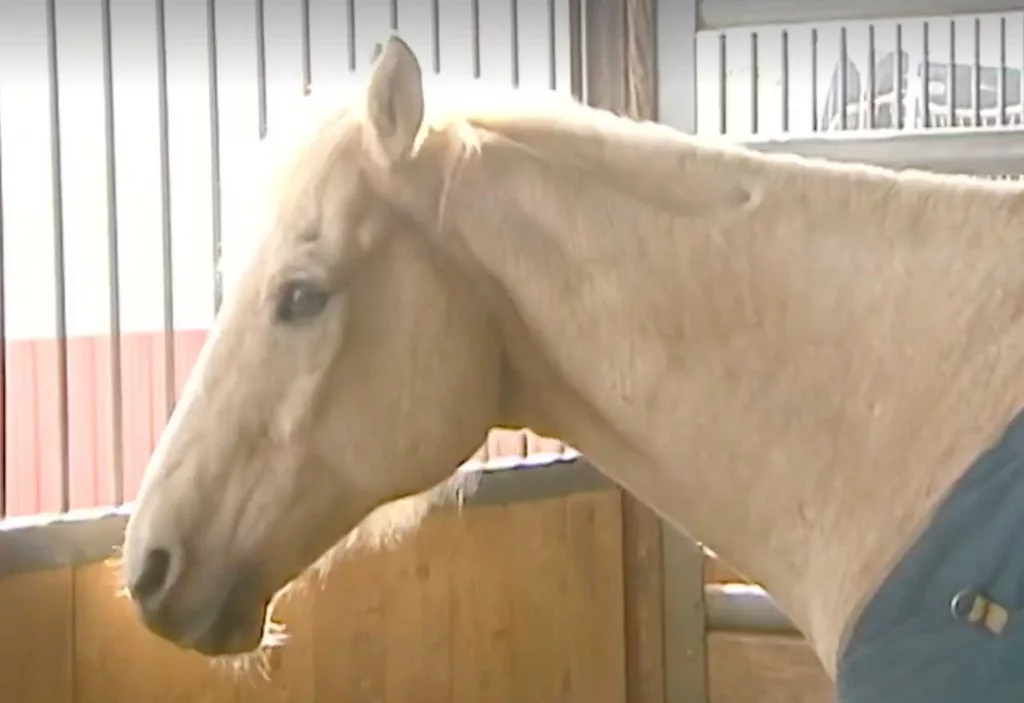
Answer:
[122, 35, 1024, 702]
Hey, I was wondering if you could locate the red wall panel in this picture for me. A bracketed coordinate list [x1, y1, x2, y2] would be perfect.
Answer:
[2, 329, 207, 517]
[0, 329, 573, 518]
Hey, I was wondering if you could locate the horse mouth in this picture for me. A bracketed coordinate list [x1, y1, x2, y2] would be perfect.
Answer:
[183, 570, 273, 657]
[189, 599, 269, 656]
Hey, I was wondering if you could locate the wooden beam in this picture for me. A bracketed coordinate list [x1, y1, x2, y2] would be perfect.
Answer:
[578, 3, 706, 702]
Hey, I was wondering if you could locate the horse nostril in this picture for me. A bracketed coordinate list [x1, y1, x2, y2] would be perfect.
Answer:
[130, 547, 176, 607]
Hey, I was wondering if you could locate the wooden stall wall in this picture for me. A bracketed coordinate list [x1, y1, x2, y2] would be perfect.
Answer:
[703, 555, 834, 703]
[0, 490, 628, 703]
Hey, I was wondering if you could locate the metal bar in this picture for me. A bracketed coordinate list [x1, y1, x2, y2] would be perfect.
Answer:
[739, 125, 1024, 175]
[897, 23, 905, 129]
[896, 23, 904, 129]
[998, 17, 1007, 126]
[704, 584, 797, 634]
[780, 30, 789, 131]
[100, 0, 125, 507]
[718, 33, 726, 133]
[44, 0, 71, 515]
[0, 77, 6, 518]
[255, 0, 267, 137]
[471, 0, 481, 78]
[973, 18, 982, 126]
[867, 25, 876, 129]
[810, 28, 818, 131]
[839, 27, 847, 131]
[948, 21, 956, 126]
[431, 0, 440, 74]
[921, 22, 930, 128]
[389, 0, 398, 31]
[750, 32, 759, 134]
[510, 0, 520, 88]
[301, 0, 312, 93]
[699, 0, 1024, 32]
[548, 0, 557, 90]
[346, 0, 356, 72]
[155, 0, 176, 419]
[207, 0, 224, 314]
[568, 0, 583, 101]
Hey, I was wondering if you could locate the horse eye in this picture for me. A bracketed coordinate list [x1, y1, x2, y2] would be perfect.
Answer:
[275, 279, 330, 323]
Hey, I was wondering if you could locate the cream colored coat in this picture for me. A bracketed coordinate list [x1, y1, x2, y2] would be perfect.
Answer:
[123, 37, 1024, 678]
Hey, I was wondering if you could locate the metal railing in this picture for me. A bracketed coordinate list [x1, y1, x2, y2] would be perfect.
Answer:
[0, 0, 583, 520]
[692, 2, 1024, 175]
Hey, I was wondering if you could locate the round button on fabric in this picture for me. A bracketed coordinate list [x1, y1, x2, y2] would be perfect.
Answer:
[949, 588, 1010, 635]
[950, 588, 979, 621]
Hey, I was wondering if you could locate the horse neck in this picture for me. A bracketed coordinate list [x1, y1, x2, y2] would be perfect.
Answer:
[436, 117, 1024, 662]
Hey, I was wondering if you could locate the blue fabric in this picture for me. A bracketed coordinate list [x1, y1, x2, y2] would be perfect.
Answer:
[836, 408, 1024, 702]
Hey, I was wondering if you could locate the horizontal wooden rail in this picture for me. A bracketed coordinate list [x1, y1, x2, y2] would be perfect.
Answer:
[0, 453, 801, 641]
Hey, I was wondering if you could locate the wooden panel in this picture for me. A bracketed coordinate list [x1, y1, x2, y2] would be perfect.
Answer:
[311, 491, 627, 703]
[707, 633, 834, 703]
[0, 568, 74, 702]
[0, 490, 629, 702]
[73, 560, 241, 703]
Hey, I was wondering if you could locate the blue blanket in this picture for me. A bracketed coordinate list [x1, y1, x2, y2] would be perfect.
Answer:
[837, 408, 1024, 702]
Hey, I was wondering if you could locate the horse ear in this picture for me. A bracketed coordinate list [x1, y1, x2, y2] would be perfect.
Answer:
[364, 35, 424, 164]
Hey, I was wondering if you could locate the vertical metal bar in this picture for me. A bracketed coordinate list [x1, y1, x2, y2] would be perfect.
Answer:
[921, 22, 930, 128]
[749, 32, 758, 134]
[947, 20, 956, 126]
[99, 0, 125, 507]
[44, 0, 71, 514]
[155, 0, 176, 419]
[811, 28, 818, 131]
[255, 0, 267, 138]
[718, 33, 726, 134]
[207, 0, 223, 313]
[346, 0, 356, 71]
[389, 0, 398, 31]
[972, 18, 981, 127]
[895, 23, 903, 129]
[471, 0, 481, 78]
[431, 0, 440, 74]
[998, 17, 1007, 126]
[510, 0, 520, 88]
[780, 30, 789, 132]
[568, 0, 582, 100]
[839, 27, 847, 130]
[548, 0, 557, 90]
[301, 0, 312, 94]
[0, 81, 6, 517]
[867, 24, 876, 129]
